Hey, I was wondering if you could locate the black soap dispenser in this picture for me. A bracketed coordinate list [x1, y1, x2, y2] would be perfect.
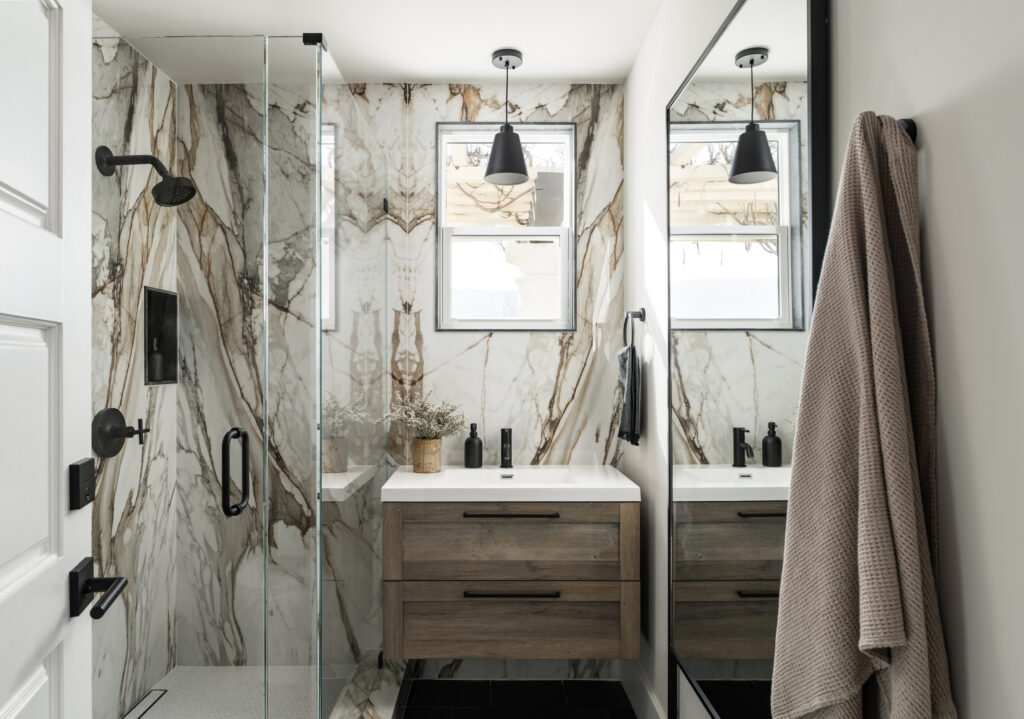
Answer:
[762, 422, 782, 467]
[464, 423, 483, 468]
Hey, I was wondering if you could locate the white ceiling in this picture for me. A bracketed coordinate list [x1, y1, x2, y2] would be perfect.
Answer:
[693, 0, 808, 82]
[93, 0, 664, 84]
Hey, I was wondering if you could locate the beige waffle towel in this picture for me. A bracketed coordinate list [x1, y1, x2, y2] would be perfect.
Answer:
[770, 112, 956, 719]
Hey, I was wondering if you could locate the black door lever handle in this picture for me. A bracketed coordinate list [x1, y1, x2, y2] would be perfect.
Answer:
[69, 557, 127, 619]
[84, 576, 128, 618]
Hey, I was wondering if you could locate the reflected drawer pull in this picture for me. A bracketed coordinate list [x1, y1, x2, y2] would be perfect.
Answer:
[736, 511, 787, 518]
[736, 591, 780, 599]
[463, 591, 562, 599]
[462, 512, 560, 519]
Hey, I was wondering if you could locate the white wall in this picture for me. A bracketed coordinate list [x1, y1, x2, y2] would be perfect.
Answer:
[831, 1, 1024, 715]
[620, 1, 738, 716]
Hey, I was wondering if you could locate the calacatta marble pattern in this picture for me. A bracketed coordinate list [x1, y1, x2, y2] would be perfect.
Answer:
[669, 81, 809, 466]
[349, 83, 626, 468]
[91, 27, 179, 719]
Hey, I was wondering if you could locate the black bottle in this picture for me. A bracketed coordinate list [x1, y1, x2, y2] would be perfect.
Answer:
[762, 422, 782, 467]
[464, 423, 483, 468]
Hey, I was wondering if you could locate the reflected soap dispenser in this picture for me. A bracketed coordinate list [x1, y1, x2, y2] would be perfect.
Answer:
[464, 423, 483, 468]
[762, 422, 782, 467]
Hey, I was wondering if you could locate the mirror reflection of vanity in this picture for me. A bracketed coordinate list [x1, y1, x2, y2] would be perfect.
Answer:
[667, 1, 830, 716]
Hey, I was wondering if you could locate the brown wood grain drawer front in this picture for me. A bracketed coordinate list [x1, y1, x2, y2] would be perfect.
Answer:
[675, 501, 787, 581]
[389, 581, 636, 659]
[392, 502, 632, 581]
[673, 580, 780, 660]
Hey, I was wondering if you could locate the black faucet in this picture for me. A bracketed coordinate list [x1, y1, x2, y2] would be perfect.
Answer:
[732, 427, 754, 468]
[500, 428, 513, 469]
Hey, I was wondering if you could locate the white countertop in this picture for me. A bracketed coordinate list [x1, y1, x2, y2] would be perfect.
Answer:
[381, 465, 640, 503]
[673, 464, 791, 502]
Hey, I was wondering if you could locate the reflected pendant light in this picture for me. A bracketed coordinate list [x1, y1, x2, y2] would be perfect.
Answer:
[485, 49, 529, 186]
[729, 47, 778, 184]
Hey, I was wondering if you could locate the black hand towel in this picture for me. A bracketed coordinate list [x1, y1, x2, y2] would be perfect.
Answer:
[617, 344, 642, 445]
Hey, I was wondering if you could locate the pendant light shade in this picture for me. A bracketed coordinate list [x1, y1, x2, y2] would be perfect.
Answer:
[485, 124, 529, 185]
[729, 47, 778, 185]
[485, 49, 528, 186]
[730, 122, 778, 184]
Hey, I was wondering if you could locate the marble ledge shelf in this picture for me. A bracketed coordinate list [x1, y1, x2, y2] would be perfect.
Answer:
[322, 465, 377, 502]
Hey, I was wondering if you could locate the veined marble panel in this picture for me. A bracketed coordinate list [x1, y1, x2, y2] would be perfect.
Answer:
[669, 81, 810, 466]
[349, 82, 625, 468]
[174, 81, 267, 668]
[91, 27, 178, 719]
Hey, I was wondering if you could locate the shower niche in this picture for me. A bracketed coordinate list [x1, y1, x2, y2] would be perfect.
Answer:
[143, 286, 177, 385]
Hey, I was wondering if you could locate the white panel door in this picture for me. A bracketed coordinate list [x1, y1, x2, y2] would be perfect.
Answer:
[0, 1, 94, 718]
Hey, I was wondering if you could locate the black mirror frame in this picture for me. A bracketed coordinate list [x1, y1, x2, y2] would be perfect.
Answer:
[664, 1, 831, 716]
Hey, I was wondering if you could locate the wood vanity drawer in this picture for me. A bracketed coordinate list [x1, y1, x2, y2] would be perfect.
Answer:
[384, 502, 639, 581]
[385, 580, 640, 659]
[675, 501, 787, 581]
[673, 580, 780, 659]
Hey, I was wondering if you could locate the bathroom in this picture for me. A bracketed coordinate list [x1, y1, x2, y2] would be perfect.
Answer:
[0, 0, 1019, 718]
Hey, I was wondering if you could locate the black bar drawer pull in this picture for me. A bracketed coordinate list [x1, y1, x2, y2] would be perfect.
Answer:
[462, 512, 560, 519]
[463, 591, 561, 599]
[736, 591, 780, 599]
[222, 427, 250, 517]
[736, 511, 787, 518]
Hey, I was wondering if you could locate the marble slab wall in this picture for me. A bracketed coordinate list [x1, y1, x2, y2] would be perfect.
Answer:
[91, 28, 179, 719]
[350, 82, 626, 467]
[173, 81, 268, 668]
[670, 81, 809, 466]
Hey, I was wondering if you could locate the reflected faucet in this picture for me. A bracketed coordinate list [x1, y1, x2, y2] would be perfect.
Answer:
[733, 427, 754, 468]
[500, 428, 513, 469]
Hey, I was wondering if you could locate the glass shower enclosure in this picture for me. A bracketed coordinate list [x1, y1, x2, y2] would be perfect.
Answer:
[91, 26, 389, 719]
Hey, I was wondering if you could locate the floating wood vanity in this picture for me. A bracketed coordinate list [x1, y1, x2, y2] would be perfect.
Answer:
[382, 466, 641, 660]
[672, 466, 790, 660]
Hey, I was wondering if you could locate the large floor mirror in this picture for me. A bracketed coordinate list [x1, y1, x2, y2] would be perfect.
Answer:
[666, 1, 830, 716]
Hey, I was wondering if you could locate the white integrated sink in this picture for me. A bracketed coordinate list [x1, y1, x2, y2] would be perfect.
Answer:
[381, 464, 639, 502]
[673, 464, 791, 502]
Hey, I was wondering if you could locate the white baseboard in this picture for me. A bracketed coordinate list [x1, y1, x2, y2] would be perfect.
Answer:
[620, 661, 665, 719]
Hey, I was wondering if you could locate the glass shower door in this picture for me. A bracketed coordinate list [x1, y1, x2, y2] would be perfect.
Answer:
[90, 27, 328, 719]
[264, 35, 325, 718]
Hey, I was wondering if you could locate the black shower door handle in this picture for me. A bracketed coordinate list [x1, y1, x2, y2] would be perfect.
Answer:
[221, 427, 250, 517]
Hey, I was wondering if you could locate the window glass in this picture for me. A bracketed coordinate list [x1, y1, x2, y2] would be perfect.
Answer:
[437, 124, 575, 331]
[443, 138, 567, 228]
[670, 233, 781, 320]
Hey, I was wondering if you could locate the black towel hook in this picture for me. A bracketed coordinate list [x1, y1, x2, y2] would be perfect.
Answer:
[898, 118, 917, 146]
[623, 308, 646, 346]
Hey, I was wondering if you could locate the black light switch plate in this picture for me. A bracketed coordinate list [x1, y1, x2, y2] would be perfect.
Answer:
[70, 458, 95, 510]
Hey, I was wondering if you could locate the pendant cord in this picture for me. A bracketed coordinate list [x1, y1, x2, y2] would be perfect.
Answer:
[749, 60, 755, 125]
[504, 61, 510, 125]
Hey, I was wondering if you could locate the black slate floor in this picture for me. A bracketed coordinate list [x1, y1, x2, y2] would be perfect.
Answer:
[398, 680, 637, 719]
[697, 680, 772, 718]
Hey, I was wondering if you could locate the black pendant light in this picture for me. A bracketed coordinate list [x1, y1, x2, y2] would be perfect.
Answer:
[729, 47, 778, 185]
[485, 49, 529, 186]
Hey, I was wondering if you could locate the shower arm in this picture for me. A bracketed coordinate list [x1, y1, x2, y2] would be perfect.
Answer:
[95, 146, 170, 177]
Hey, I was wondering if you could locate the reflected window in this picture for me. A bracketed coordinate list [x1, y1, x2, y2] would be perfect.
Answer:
[669, 122, 802, 330]
[436, 123, 576, 331]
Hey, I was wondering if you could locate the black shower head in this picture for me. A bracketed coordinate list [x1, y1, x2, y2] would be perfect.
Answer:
[151, 175, 196, 207]
[95, 145, 197, 207]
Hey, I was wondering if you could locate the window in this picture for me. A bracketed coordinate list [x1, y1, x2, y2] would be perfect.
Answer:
[436, 123, 576, 331]
[669, 121, 803, 330]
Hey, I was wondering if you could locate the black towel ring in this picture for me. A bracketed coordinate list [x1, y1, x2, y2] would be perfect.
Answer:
[622, 308, 646, 346]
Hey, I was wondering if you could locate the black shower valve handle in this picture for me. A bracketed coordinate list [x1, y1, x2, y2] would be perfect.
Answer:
[124, 418, 150, 445]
